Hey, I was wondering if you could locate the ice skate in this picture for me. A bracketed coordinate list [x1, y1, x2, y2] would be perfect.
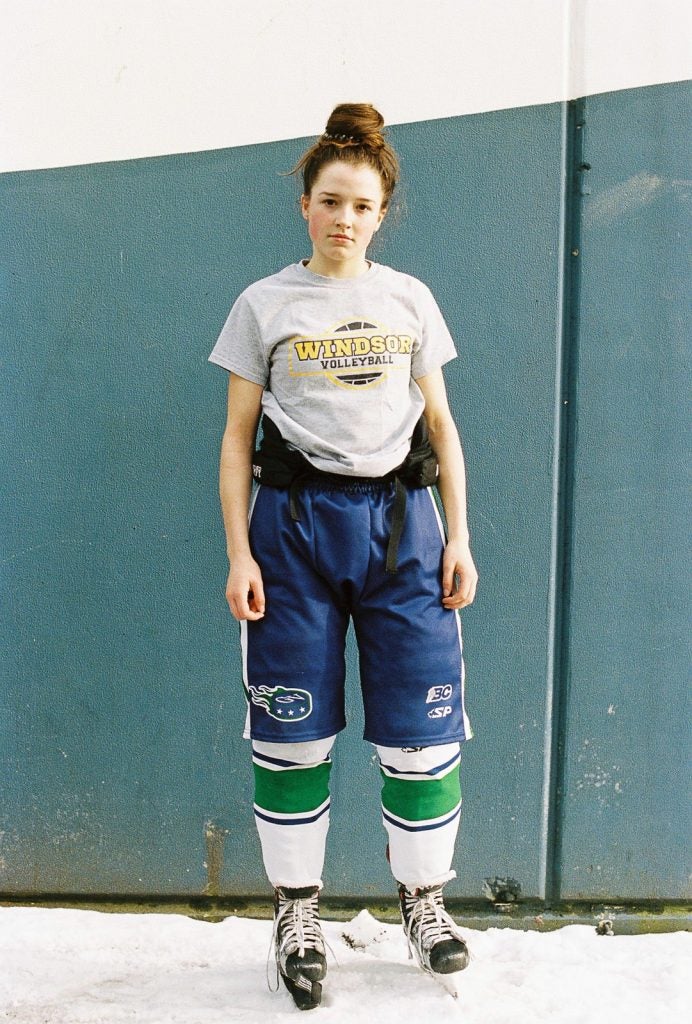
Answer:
[272, 885, 327, 1010]
[398, 882, 470, 979]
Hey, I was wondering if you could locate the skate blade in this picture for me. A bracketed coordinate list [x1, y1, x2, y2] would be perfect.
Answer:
[433, 971, 462, 999]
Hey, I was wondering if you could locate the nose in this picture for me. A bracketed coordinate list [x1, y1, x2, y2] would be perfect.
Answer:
[336, 205, 353, 227]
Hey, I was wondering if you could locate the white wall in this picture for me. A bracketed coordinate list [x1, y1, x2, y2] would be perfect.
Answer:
[1, 0, 690, 172]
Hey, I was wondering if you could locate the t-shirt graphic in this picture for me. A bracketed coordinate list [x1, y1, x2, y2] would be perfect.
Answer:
[289, 320, 414, 389]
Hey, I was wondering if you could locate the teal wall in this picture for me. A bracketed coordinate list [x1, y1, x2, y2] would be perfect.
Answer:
[1, 81, 689, 902]
[559, 84, 691, 899]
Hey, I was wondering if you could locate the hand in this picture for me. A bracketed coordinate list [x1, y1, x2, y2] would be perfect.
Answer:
[441, 540, 478, 609]
[226, 555, 266, 621]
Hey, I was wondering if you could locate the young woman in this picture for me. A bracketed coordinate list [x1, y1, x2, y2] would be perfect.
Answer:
[210, 103, 478, 1010]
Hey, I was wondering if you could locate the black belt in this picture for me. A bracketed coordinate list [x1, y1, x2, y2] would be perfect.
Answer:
[252, 416, 438, 575]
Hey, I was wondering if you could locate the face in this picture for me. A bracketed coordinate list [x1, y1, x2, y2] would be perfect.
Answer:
[301, 161, 386, 277]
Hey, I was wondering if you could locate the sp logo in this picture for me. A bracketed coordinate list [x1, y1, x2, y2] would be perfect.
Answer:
[248, 684, 313, 722]
[427, 705, 453, 720]
[426, 684, 453, 704]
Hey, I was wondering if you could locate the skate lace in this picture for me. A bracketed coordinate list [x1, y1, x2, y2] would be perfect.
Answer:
[403, 886, 462, 974]
[266, 890, 326, 992]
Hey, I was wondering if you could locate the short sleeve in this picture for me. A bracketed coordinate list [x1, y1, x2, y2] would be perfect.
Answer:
[410, 282, 458, 380]
[208, 292, 269, 386]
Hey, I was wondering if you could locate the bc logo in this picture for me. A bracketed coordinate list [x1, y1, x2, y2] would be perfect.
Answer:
[247, 684, 313, 722]
[426, 684, 453, 704]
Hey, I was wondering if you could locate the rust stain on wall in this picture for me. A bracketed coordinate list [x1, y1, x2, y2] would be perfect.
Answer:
[203, 821, 229, 896]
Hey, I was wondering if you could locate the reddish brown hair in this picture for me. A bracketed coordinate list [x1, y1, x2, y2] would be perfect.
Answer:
[292, 103, 399, 209]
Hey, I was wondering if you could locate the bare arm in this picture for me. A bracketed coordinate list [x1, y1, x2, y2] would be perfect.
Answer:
[416, 369, 478, 609]
[219, 373, 265, 621]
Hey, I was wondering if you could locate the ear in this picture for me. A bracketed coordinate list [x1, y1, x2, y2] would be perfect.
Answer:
[301, 194, 310, 220]
[375, 205, 387, 231]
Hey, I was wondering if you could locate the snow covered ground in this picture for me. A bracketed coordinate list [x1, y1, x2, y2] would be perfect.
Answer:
[0, 906, 689, 1023]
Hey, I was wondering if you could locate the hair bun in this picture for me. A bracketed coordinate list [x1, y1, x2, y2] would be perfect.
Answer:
[324, 103, 385, 149]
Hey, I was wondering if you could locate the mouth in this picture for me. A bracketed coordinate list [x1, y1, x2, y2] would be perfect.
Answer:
[330, 234, 352, 242]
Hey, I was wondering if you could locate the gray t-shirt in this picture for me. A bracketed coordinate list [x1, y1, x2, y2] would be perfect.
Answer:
[209, 261, 457, 477]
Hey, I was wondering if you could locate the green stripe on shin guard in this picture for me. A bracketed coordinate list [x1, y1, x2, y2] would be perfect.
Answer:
[381, 766, 461, 822]
[253, 760, 331, 815]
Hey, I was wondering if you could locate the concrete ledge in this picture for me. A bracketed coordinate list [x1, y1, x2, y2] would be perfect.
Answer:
[2, 894, 690, 935]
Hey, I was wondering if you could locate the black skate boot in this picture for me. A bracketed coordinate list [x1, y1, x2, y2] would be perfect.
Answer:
[272, 885, 327, 1010]
[398, 882, 470, 975]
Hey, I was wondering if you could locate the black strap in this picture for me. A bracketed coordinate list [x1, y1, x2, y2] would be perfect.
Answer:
[386, 477, 408, 574]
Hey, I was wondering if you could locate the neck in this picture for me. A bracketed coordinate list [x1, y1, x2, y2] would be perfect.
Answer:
[305, 255, 370, 279]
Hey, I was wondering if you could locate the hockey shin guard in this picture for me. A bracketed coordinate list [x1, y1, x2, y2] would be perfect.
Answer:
[377, 742, 462, 890]
[252, 736, 335, 889]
